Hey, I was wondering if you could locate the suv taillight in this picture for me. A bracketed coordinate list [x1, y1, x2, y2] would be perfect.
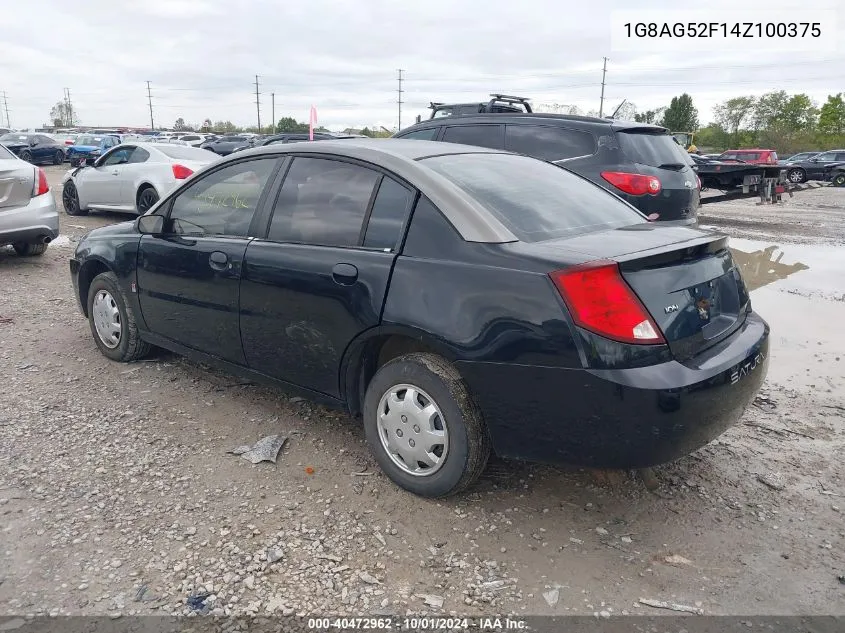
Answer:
[600, 171, 661, 196]
[549, 261, 665, 345]
[172, 164, 193, 179]
[32, 167, 49, 197]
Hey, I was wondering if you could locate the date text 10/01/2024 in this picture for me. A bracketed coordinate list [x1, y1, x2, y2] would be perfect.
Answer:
[623, 22, 821, 38]
[306, 617, 528, 630]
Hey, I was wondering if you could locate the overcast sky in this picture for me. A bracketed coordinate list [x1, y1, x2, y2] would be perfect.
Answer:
[2, 0, 842, 131]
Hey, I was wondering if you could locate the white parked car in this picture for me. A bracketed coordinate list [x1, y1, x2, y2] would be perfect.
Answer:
[169, 133, 214, 147]
[61, 143, 218, 216]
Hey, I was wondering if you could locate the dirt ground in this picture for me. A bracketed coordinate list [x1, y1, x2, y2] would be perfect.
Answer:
[1, 167, 843, 618]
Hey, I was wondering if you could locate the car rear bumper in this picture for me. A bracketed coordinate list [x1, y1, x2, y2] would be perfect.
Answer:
[456, 311, 769, 469]
[0, 191, 60, 246]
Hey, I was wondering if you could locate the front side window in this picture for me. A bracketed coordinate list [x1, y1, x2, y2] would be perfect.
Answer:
[102, 147, 133, 166]
[815, 152, 836, 161]
[397, 128, 438, 141]
[167, 158, 277, 237]
[267, 157, 380, 247]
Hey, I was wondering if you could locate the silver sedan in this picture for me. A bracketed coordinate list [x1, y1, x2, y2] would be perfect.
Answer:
[61, 142, 218, 216]
[0, 142, 59, 256]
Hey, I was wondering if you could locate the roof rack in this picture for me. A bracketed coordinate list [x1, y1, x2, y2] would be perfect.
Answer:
[488, 94, 532, 110]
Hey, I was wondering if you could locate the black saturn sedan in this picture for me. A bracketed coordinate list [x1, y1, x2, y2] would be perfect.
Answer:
[69, 139, 769, 497]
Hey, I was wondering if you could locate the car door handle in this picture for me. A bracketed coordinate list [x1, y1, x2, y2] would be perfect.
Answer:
[332, 263, 358, 285]
[111, 170, 119, 175]
[209, 251, 229, 271]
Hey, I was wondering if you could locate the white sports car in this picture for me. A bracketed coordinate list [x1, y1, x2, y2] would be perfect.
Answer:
[61, 142, 218, 216]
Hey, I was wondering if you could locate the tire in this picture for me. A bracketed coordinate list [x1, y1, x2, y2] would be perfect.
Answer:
[787, 168, 806, 184]
[832, 173, 845, 187]
[53, 150, 64, 165]
[362, 352, 491, 497]
[62, 181, 88, 216]
[19, 150, 32, 163]
[136, 187, 159, 214]
[86, 271, 151, 362]
[13, 242, 47, 256]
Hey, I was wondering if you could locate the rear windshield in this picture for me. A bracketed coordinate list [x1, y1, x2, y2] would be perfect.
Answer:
[617, 130, 690, 167]
[422, 153, 645, 242]
[156, 145, 216, 160]
[0, 144, 14, 159]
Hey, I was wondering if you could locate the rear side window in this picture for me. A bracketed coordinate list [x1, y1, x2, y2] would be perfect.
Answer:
[268, 157, 380, 247]
[363, 177, 414, 251]
[422, 153, 645, 242]
[441, 125, 504, 150]
[617, 130, 690, 167]
[505, 125, 597, 161]
[398, 128, 438, 141]
[836, 153, 845, 161]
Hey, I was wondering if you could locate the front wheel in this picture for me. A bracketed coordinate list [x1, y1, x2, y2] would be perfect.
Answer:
[53, 150, 64, 165]
[86, 272, 150, 362]
[363, 352, 491, 497]
[787, 168, 806, 184]
[832, 173, 845, 187]
[62, 181, 87, 216]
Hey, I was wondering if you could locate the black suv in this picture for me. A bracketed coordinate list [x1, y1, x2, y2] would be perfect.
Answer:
[394, 106, 700, 223]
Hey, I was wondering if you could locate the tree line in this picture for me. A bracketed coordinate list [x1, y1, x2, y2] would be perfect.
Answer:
[628, 92, 844, 154]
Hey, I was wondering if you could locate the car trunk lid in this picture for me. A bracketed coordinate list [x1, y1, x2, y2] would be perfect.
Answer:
[0, 159, 34, 209]
[536, 224, 751, 360]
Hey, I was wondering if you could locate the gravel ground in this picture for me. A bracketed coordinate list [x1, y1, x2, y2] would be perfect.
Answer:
[1, 167, 843, 618]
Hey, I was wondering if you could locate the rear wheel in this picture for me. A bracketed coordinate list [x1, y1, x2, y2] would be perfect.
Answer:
[787, 168, 806, 184]
[53, 150, 64, 165]
[62, 181, 87, 216]
[832, 173, 845, 187]
[87, 272, 150, 362]
[362, 352, 491, 497]
[13, 242, 47, 256]
[19, 150, 32, 163]
[136, 187, 159, 214]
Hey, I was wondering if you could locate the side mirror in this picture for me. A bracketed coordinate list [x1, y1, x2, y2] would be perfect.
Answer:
[137, 214, 164, 234]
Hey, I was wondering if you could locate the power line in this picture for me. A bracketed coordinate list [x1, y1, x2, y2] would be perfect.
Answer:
[397, 69, 404, 130]
[254, 75, 261, 130]
[146, 81, 155, 130]
[599, 57, 609, 118]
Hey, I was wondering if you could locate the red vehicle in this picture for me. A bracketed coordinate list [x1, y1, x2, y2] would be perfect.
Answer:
[717, 149, 778, 165]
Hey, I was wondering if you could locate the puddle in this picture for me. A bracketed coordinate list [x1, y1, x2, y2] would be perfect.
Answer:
[728, 238, 845, 392]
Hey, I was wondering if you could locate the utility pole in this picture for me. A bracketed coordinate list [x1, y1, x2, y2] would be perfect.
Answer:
[146, 81, 155, 131]
[271, 93, 275, 134]
[1, 92, 9, 128]
[599, 57, 609, 118]
[397, 69, 404, 130]
[63, 88, 74, 127]
[254, 75, 261, 131]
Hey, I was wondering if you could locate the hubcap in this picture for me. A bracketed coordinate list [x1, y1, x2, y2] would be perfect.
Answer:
[139, 191, 157, 212]
[376, 384, 449, 476]
[92, 290, 121, 349]
[789, 170, 802, 183]
[63, 187, 77, 212]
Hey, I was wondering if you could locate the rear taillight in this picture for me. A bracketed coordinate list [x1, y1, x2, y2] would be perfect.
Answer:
[601, 171, 661, 196]
[549, 261, 665, 345]
[172, 164, 193, 179]
[32, 167, 49, 197]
